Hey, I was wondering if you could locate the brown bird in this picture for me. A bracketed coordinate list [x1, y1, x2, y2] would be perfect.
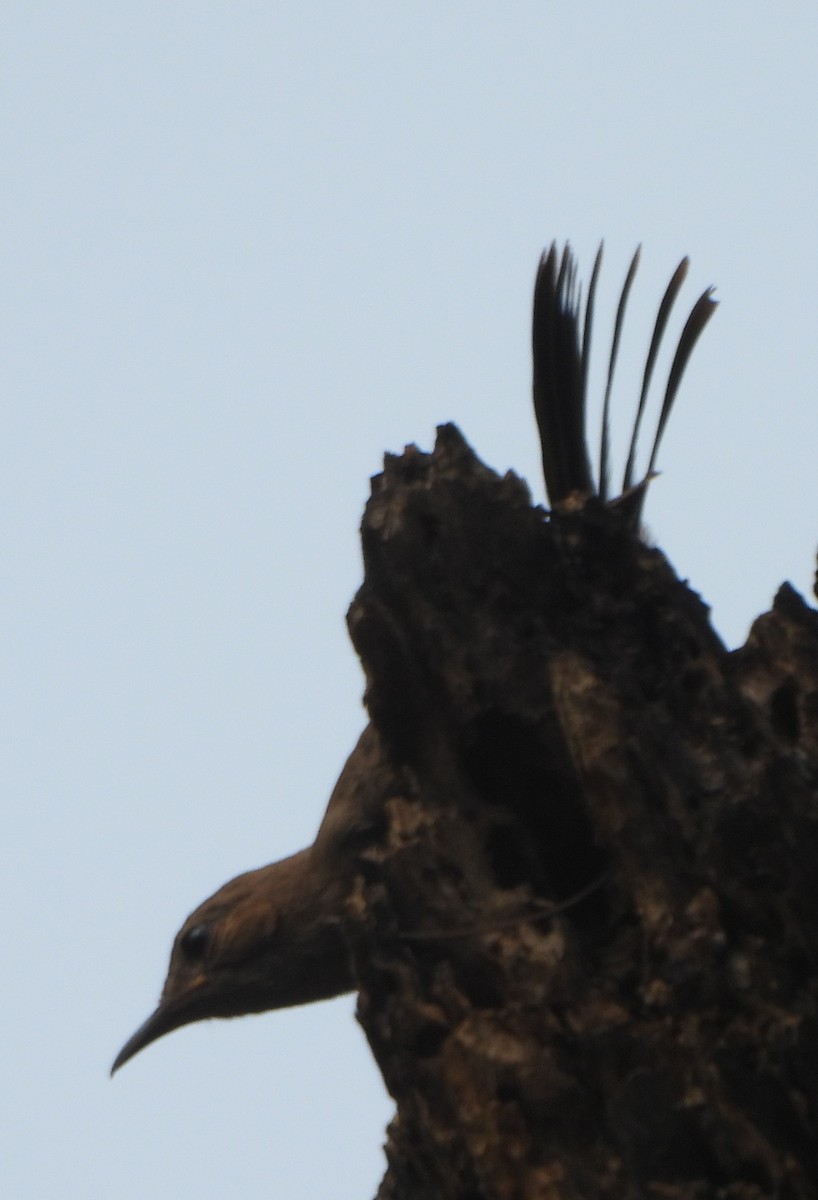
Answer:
[111, 726, 392, 1072]
[111, 244, 716, 1073]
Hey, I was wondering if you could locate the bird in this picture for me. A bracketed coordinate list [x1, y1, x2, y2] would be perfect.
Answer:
[111, 725, 390, 1073]
[111, 244, 716, 1073]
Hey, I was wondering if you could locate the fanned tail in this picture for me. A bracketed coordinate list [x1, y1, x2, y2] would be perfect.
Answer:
[531, 241, 717, 532]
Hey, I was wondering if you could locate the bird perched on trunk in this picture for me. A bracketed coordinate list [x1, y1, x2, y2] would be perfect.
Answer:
[111, 243, 716, 1074]
[111, 724, 392, 1072]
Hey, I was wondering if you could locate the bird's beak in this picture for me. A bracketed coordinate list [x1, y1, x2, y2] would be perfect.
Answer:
[111, 976, 208, 1075]
[111, 1002, 181, 1074]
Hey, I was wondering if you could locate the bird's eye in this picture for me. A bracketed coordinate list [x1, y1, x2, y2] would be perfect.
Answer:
[180, 923, 210, 961]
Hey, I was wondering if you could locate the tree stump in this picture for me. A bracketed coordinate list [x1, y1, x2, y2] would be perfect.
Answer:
[344, 422, 818, 1200]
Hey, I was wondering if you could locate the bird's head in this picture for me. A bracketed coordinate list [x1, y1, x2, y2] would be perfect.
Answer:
[111, 847, 353, 1073]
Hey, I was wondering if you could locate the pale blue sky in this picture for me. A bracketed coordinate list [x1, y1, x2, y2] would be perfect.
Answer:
[4, 6, 818, 1198]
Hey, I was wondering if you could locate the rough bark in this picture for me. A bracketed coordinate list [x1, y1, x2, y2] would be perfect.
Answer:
[343, 423, 818, 1200]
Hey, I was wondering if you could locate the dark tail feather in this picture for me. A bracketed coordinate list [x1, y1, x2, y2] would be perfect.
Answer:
[532, 243, 595, 506]
[599, 246, 640, 501]
[580, 243, 604, 436]
[531, 241, 716, 531]
[646, 285, 718, 481]
[622, 256, 690, 494]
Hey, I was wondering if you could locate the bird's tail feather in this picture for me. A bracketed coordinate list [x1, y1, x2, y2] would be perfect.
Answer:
[532, 241, 717, 531]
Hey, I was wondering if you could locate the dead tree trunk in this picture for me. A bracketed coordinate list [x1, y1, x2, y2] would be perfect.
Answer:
[344, 423, 818, 1200]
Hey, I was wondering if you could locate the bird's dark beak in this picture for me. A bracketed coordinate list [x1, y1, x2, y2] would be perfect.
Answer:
[111, 976, 209, 1075]
[111, 1002, 182, 1075]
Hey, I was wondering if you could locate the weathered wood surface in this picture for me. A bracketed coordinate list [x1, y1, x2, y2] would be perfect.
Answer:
[345, 423, 818, 1200]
